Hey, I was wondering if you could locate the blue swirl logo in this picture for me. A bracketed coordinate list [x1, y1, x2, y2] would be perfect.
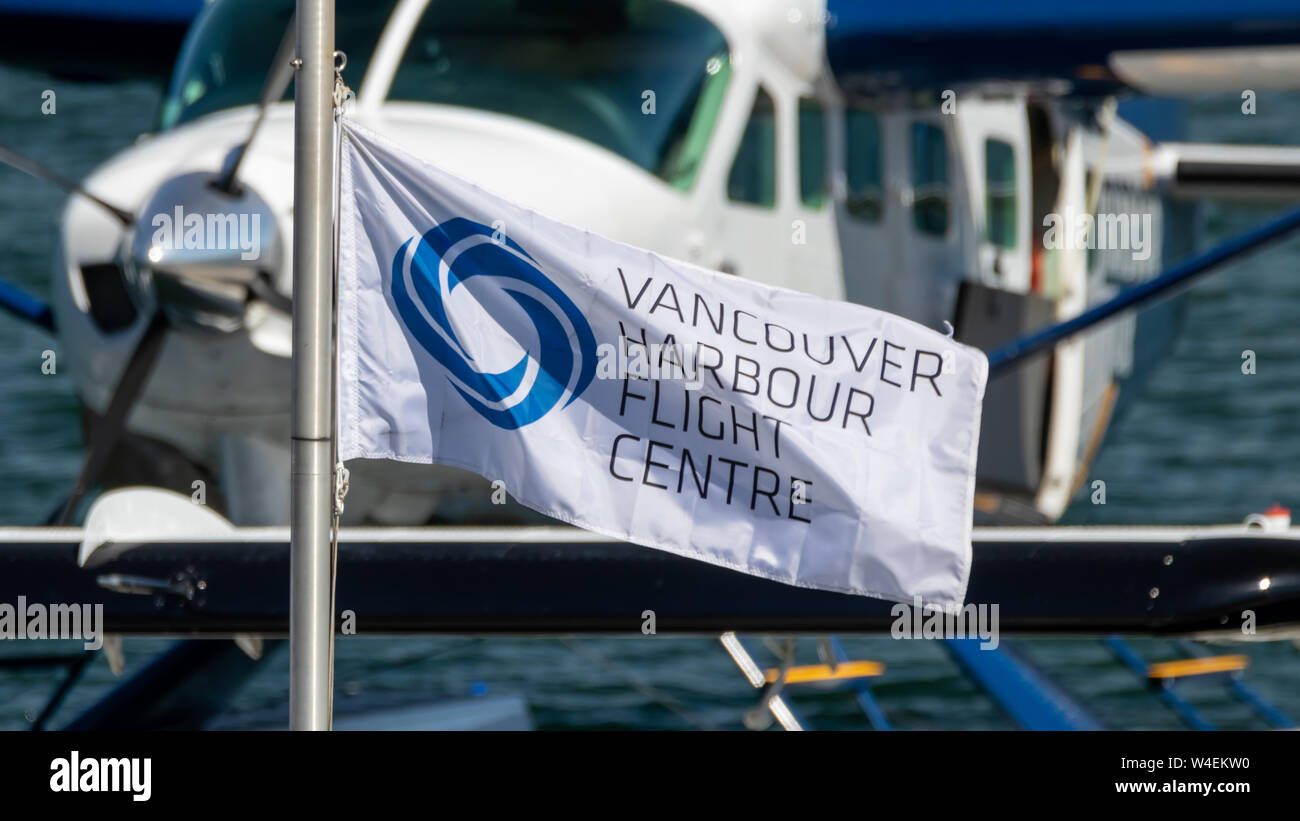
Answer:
[391, 218, 597, 429]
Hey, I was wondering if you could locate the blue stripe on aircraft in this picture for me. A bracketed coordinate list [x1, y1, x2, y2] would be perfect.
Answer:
[828, 0, 1300, 31]
[826, 0, 1300, 90]
[0, 0, 201, 24]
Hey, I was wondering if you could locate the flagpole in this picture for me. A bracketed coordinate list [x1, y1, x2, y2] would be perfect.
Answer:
[289, 0, 335, 730]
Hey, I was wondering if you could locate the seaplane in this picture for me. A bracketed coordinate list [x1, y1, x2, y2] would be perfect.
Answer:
[1, 0, 1298, 526]
[3, 0, 1300, 730]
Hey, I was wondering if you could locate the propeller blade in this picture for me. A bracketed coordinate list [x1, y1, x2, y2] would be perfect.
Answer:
[214, 13, 297, 194]
[0, 141, 133, 226]
[53, 313, 169, 525]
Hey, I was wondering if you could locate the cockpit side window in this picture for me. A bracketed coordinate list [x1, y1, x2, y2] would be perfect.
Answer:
[663, 54, 731, 191]
[727, 87, 777, 208]
[387, 0, 730, 189]
[911, 121, 949, 236]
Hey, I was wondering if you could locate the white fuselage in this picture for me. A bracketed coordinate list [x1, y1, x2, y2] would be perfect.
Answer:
[52, 0, 1160, 524]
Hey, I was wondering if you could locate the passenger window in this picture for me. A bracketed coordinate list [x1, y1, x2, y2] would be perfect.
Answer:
[727, 87, 777, 207]
[845, 108, 882, 222]
[911, 122, 949, 235]
[986, 139, 1017, 248]
[798, 97, 826, 208]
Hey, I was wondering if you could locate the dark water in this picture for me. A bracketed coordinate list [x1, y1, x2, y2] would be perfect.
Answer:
[1, 65, 1297, 730]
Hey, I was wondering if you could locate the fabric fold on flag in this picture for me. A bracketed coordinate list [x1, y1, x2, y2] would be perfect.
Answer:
[336, 117, 987, 607]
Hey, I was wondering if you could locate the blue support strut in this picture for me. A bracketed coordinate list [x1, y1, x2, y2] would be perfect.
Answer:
[945, 638, 1104, 730]
[0, 279, 55, 332]
[988, 204, 1300, 377]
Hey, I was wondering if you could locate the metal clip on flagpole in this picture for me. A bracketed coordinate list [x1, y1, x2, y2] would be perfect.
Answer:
[332, 51, 355, 113]
[290, 0, 336, 731]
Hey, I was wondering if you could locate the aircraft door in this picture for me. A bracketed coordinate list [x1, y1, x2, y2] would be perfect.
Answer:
[834, 102, 898, 313]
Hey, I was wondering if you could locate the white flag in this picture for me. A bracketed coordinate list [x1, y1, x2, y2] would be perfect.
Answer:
[336, 119, 987, 607]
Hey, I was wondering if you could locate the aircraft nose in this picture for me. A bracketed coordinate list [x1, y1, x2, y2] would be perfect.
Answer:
[124, 170, 285, 332]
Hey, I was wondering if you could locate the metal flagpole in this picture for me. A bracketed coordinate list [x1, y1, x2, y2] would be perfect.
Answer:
[289, 0, 335, 730]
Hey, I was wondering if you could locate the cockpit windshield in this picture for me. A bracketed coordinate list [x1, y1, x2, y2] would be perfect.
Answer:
[387, 0, 731, 189]
[159, 0, 396, 130]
